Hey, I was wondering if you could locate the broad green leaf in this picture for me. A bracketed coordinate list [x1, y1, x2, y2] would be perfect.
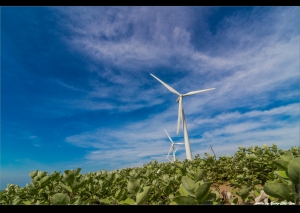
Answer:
[181, 176, 197, 197]
[273, 159, 289, 171]
[174, 163, 186, 175]
[178, 184, 188, 196]
[170, 179, 180, 185]
[23, 200, 32, 205]
[281, 150, 293, 162]
[59, 183, 72, 193]
[62, 170, 76, 185]
[39, 176, 51, 187]
[127, 179, 140, 195]
[115, 188, 127, 201]
[106, 173, 113, 182]
[29, 170, 38, 179]
[174, 162, 184, 170]
[196, 180, 204, 188]
[32, 176, 40, 183]
[37, 171, 47, 178]
[51, 193, 70, 205]
[74, 168, 81, 176]
[163, 183, 172, 195]
[119, 198, 135, 205]
[205, 192, 217, 201]
[210, 189, 220, 200]
[201, 201, 214, 205]
[238, 187, 250, 200]
[51, 171, 61, 181]
[187, 173, 194, 180]
[169, 201, 178, 205]
[129, 170, 136, 177]
[75, 179, 88, 191]
[100, 198, 110, 204]
[263, 183, 292, 202]
[230, 197, 238, 204]
[274, 171, 290, 181]
[173, 196, 198, 205]
[194, 169, 205, 182]
[162, 174, 169, 182]
[229, 180, 241, 188]
[168, 193, 175, 201]
[287, 157, 300, 185]
[26, 184, 38, 195]
[72, 197, 82, 205]
[136, 186, 151, 205]
[12, 197, 22, 205]
[194, 182, 212, 203]
[151, 191, 161, 201]
[262, 144, 269, 150]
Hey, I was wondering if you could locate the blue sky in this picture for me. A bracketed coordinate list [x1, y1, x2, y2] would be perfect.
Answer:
[1, 6, 299, 190]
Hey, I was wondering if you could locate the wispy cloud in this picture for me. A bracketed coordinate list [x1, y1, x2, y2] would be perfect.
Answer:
[47, 6, 299, 115]
[66, 102, 299, 166]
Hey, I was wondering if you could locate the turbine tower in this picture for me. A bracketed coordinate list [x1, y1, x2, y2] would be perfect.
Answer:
[151, 73, 215, 160]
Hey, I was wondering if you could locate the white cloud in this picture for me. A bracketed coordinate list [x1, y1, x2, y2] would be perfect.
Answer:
[66, 102, 299, 165]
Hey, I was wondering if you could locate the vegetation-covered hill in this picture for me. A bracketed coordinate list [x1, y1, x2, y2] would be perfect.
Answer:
[1, 144, 299, 205]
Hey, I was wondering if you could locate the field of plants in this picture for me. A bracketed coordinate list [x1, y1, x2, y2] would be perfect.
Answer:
[0, 144, 299, 205]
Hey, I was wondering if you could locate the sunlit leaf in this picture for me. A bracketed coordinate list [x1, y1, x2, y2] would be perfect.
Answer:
[194, 182, 212, 203]
[263, 183, 292, 202]
[194, 169, 206, 182]
[281, 150, 293, 162]
[119, 198, 135, 205]
[51, 193, 70, 205]
[287, 157, 300, 185]
[127, 179, 140, 195]
[173, 196, 198, 205]
[273, 159, 289, 171]
[136, 186, 151, 205]
[181, 176, 197, 197]
[62, 170, 76, 185]
[274, 171, 289, 181]
[178, 184, 188, 196]
[29, 170, 38, 179]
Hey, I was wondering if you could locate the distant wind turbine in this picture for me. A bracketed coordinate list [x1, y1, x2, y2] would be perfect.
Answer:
[151, 73, 215, 160]
[163, 129, 184, 162]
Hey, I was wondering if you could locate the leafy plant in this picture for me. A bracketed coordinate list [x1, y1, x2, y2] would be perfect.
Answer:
[0, 144, 299, 205]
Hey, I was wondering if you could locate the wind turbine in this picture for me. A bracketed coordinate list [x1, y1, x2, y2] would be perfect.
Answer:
[151, 73, 215, 160]
[163, 129, 184, 162]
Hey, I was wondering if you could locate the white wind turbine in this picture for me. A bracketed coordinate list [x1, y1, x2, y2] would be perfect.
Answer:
[163, 129, 184, 162]
[151, 73, 215, 160]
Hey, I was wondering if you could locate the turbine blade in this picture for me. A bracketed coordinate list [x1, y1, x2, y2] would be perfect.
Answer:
[174, 147, 178, 153]
[164, 129, 174, 144]
[167, 145, 172, 157]
[176, 97, 182, 134]
[150, 73, 180, 96]
[183, 88, 216, 97]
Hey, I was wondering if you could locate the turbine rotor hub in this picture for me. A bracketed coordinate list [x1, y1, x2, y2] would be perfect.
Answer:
[176, 95, 183, 102]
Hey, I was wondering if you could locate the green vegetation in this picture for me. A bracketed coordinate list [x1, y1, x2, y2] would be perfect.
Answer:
[1, 144, 299, 205]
